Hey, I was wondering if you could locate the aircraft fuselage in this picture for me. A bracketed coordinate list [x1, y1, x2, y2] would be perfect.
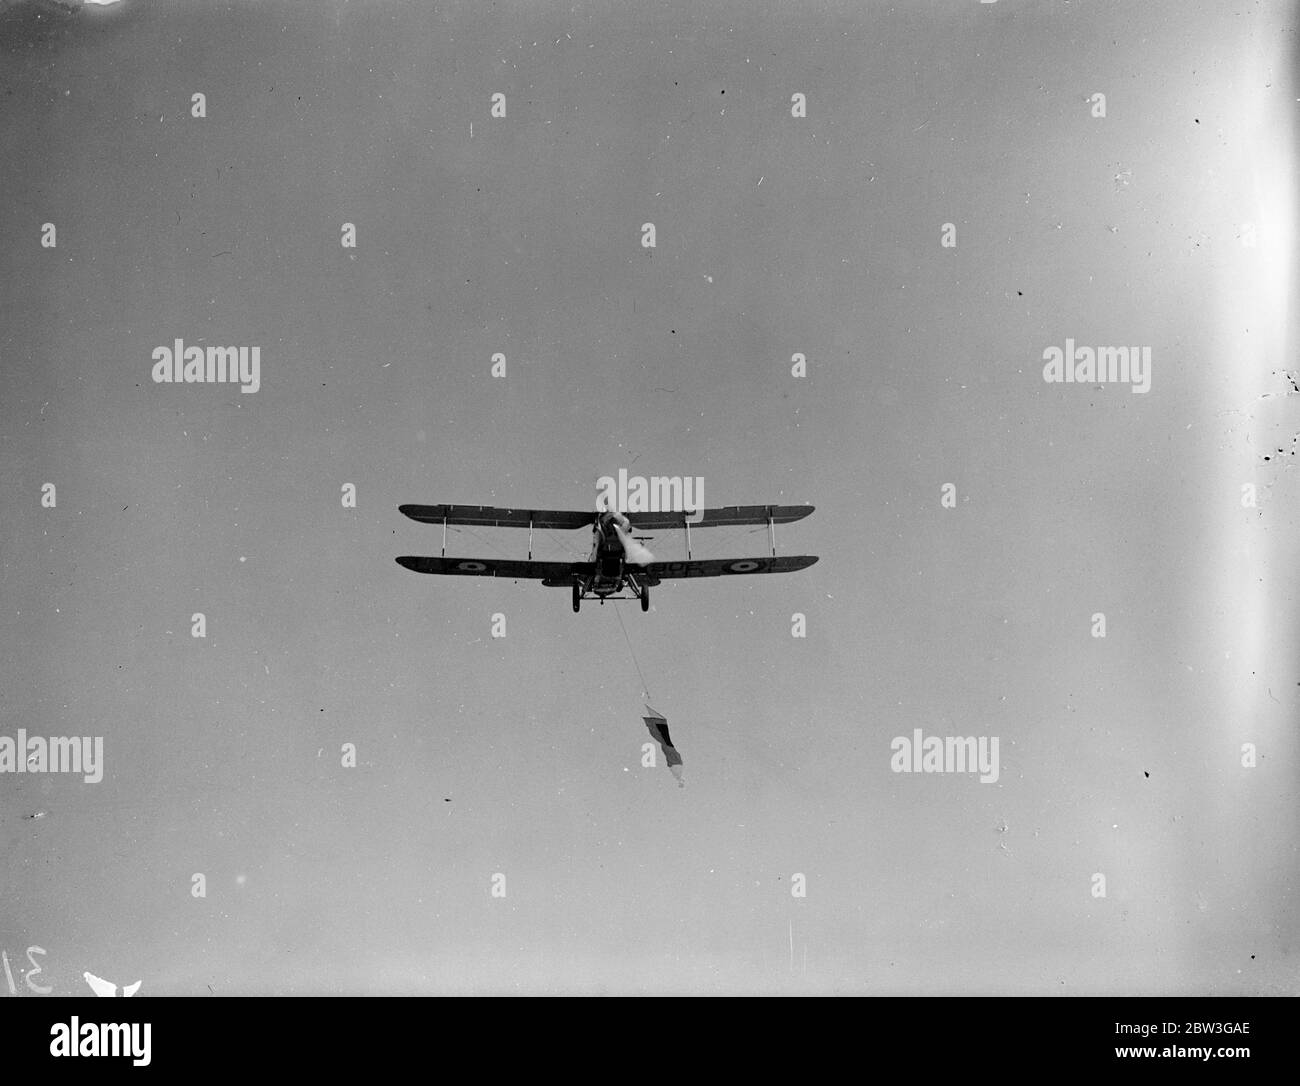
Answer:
[587, 511, 630, 596]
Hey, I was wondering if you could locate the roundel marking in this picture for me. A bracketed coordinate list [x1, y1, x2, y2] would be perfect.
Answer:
[458, 561, 487, 572]
[729, 560, 761, 572]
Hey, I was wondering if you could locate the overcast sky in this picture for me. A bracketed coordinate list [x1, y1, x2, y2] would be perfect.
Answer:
[1, 0, 1296, 995]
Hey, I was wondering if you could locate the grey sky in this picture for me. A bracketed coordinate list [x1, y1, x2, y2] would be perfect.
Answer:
[1, 0, 1296, 994]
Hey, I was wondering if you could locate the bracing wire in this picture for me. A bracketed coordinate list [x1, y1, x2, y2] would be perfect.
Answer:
[542, 528, 589, 559]
[614, 600, 652, 704]
[446, 524, 512, 559]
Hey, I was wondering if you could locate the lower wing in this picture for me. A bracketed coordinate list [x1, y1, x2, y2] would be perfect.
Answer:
[396, 556, 586, 581]
[395, 554, 818, 586]
[637, 555, 818, 585]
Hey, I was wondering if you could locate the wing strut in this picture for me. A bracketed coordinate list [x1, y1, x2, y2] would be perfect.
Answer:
[528, 517, 534, 560]
[685, 516, 693, 560]
[442, 514, 447, 557]
[768, 509, 776, 557]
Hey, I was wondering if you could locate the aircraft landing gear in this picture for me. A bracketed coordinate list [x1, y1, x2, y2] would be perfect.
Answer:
[572, 583, 581, 613]
[640, 584, 650, 612]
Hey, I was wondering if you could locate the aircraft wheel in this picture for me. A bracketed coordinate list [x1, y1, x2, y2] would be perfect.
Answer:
[640, 585, 650, 612]
[572, 584, 581, 613]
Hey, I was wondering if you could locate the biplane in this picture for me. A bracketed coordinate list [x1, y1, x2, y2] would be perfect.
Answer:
[396, 503, 817, 612]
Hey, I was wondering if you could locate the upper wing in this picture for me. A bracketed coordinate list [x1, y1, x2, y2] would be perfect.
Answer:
[399, 504, 595, 531]
[625, 504, 815, 530]
[396, 556, 588, 581]
[399, 504, 815, 531]
[638, 555, 817, 585]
